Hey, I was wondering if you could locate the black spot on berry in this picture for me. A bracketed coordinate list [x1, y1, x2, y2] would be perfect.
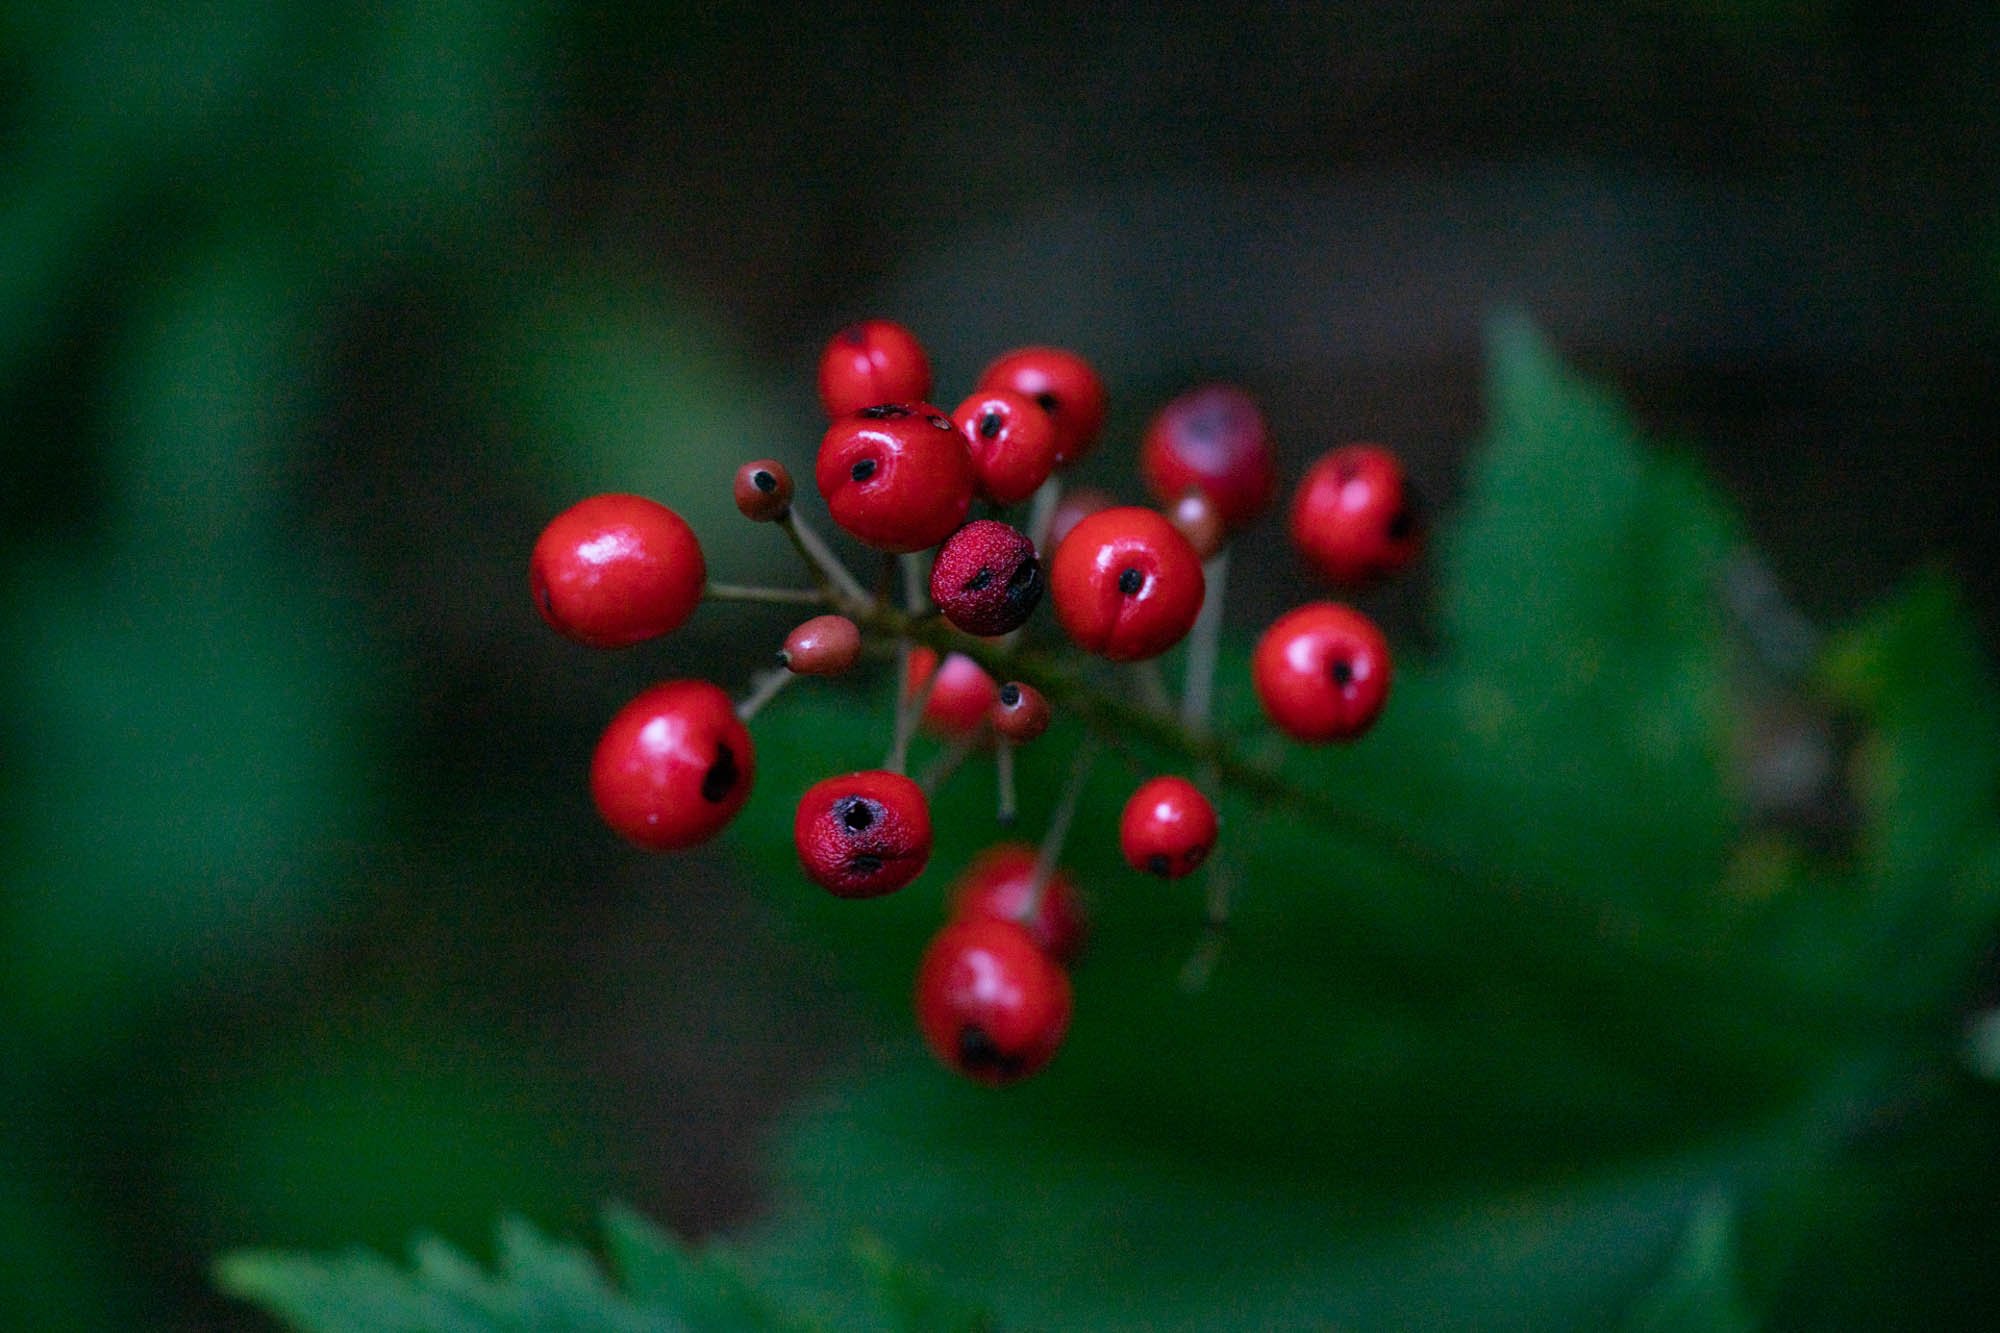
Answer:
[998, 683, 1021, 708]
[979, 411, 1002, 439]
[1146, 853, 1171, 876]
[538, 584, 553, 615]
[1330, 658, 1354, 686]
[850, 458, 878, 482]
[957, 1025, 1025, 1077]
[837, 797, 877, 832]
[1034, 391, 1059, 414]
[858, 404, 910, 419]
[848, 853, 884, 876]
[752, 469, 777, 493]
[700, 744, 738, 802]
[1117, 567, 1144, 595]
[1005, 557, 1043, 610]
[965, 567, 994, 592]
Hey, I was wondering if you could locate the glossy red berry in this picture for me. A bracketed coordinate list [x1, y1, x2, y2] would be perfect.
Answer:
[905, 647, 999, 738]
[1290, 445, 1424, 585]
[1049, 506, 1206, 662]
[915, 917, 1071, 1084]
[794, 769, 933, 897]
[1252, 602, 1393, 742]
[949, 842, 1086, 963]
[1139, 384, 1277, 533]
[930, 519, 1044, 636]
[816, 404, 976, 553]
[531, 494, 705, 649]
[733, 459, 794, 521]
[1118, 776, 1218, 879]
[1044, 486, 1116, 553]
[817, 320, 933, 418]
[952, 390, 1060, 505]
[591, 680, 753, 850]
[781, 615, 861, 675]
[977, 346, 1108, 468]
[989, 681, 1050, 743]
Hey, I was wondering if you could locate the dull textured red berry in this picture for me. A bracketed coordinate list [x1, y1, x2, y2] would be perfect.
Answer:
[591, 680, 753, 850]
[1252, 601, 1393, 742]
[1290, 445, 1424, 585]
[977, 346, 1108, 468]
[531, 494, 706, 649]
[915, 916, 1071, 1084]
[905, 647, 998, 738]
[930, 519, 1044, 636]
[990, 681, 1050, 743]
[1049, 506, 1206, 662]
[1119, 775, 1218, 879]
[817, 320, 933, 418]
[794, 769, 933, 898]
[733, 459, 794, 521]
[1139, 383, 1277, 533]
[949, 842, 1086, 963]
[782, 615, 861, 675]
[953, 389, 1061, 505]
[816, 404, 976, 553]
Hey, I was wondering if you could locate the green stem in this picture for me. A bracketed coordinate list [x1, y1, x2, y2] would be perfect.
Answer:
[706, 581, 829, 607]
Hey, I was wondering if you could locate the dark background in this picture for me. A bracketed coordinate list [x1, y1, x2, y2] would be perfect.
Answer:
[2, 2, 1996, 1326]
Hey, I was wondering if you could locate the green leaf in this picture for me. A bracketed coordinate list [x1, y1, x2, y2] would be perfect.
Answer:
[218, 1222, 669, 1333]
[1436, 314, 1740, 905]
[849, 1232, 995, 1333]
[220, 1213, 972, 1333]
[1620, 1195, 1758, 1333]
[1818, 572, 2000, 996]
[604, 1206, 815, 1333]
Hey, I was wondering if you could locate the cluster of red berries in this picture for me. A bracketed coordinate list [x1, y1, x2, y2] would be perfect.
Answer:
[529, 319, 1423, 1085]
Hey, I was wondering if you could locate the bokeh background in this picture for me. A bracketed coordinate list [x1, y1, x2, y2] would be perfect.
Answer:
[3, 2, 1997, 1328]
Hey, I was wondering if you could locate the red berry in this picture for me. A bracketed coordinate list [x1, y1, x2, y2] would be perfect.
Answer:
[905, 647, 998, 738]
[1049, 506, 1206, 662]
[817, 320, 933, 418]
[930, 519, 1043, 636]
[1139, 384, 1277, 533]
[1165, 488, 1226, 561]
[989, 681, 1050, 743]
[1043, 486, 1115, 553]
[782, 615, 861, 675]
[733, 459, 794, 522]
[1118, 775, 1218, 879]
[590, 680, 753, 850]
[794, 769, 933, 897]
[531, 494, 705, 649]
[816, 404, 976, 553]
[949, 842, 1086, 963]
[1252, 602, 1392, 742]
[977, 346, 1108, 468]
[915, 917, 1071, 1084]
[1289, 445, 1424, 585]
[952, 390, 1060, 505]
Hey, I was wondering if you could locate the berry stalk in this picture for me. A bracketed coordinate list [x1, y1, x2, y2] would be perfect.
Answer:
[706, 581, 829, 607]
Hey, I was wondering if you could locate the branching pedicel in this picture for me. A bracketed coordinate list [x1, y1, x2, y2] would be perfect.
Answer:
[529, 321, 1425, 1084]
